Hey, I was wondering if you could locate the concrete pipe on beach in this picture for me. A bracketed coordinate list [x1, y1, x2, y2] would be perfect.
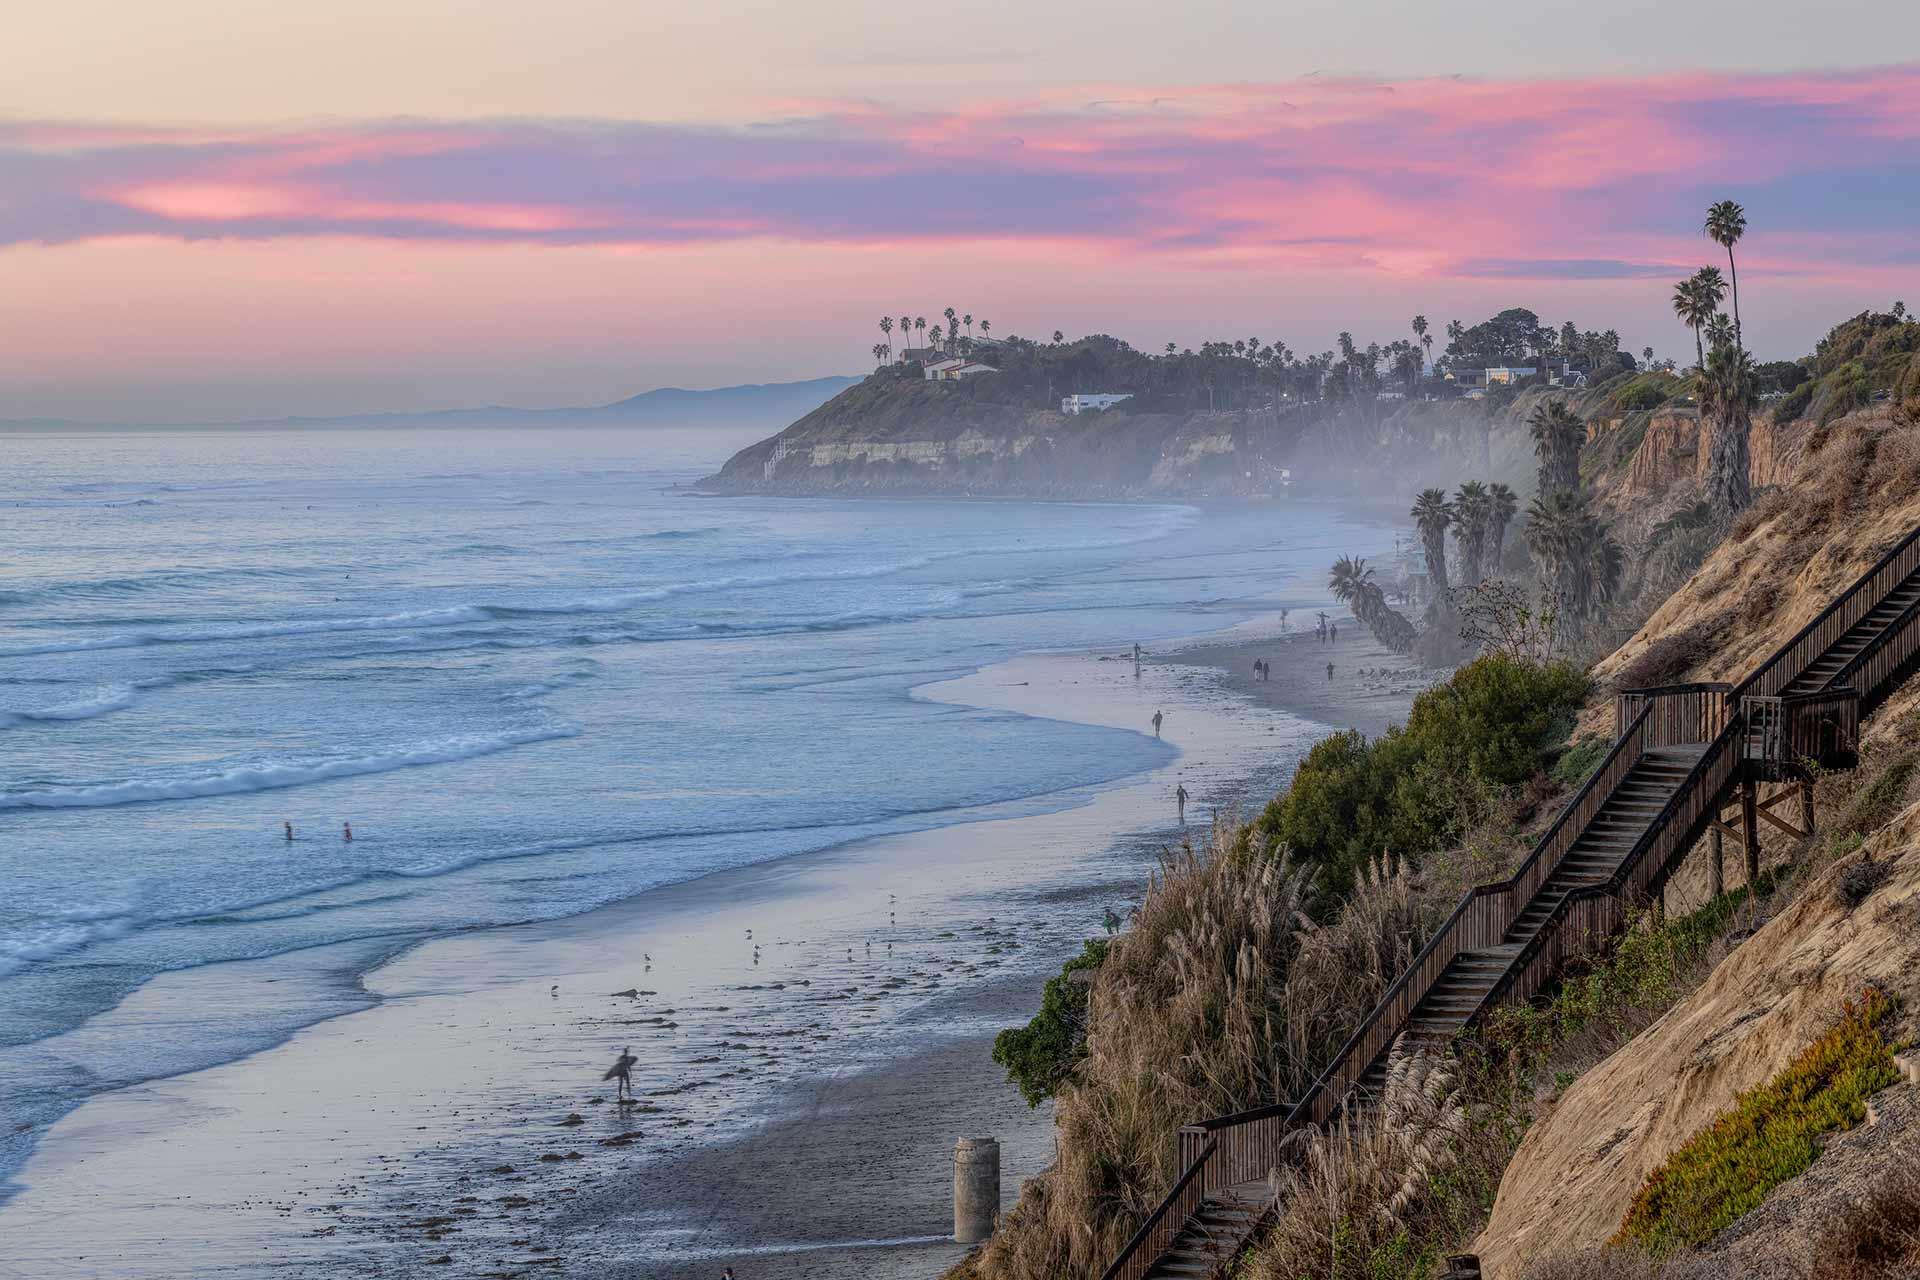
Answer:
[953, 1136, 1001, 1243]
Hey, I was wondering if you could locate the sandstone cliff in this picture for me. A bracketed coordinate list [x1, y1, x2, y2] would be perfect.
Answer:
[1475, 406, 1920, 1277]
[1474, 777, 1920, 1278]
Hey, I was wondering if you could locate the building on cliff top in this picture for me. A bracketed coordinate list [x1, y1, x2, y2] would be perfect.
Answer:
[924, 358, 1000, 381]
[1061, 393, 1133, 414]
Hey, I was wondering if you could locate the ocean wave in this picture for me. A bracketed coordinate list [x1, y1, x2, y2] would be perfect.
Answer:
[0, 917, 136, 977]
[0, 684, 139, 727]
[0, 605, 494, 658]
[0, 724, 580, 811]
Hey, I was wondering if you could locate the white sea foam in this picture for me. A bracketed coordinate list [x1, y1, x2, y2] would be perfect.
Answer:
[0, 725, 581, 810]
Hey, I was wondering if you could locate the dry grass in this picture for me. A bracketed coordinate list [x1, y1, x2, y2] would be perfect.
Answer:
[1804, 1150, 1920, 1280]
[1610, 614, 1731, 690]
[1243, 1041, 1514, 1280]
[1521, 1250, 1790, 1279]
[971, 818, 1439, 1280]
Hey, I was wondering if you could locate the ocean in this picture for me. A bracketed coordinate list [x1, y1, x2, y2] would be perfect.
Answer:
[0, 423, 1397, 1207]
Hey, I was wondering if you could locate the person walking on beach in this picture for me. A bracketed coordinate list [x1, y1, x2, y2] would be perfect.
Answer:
[283, 820, 294, 842]
[342, 821, 353, 842]
[1176, 783, 1189, 825]
[1327, 661, 1335, 682]
[1102, 907, 1121, 935]
[1133, 642, 1142, 677]
[604, 1045, 638, 1099]
[1151, 709, 1163, 738]
[1330, 623, 1338, 645]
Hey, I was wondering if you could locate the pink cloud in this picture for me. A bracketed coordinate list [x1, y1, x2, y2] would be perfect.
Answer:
[4, 65, 1918, 286]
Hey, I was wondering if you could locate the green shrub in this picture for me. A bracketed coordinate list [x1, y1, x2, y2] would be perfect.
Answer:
[1612, 383, 1669, 413]
[991, 938, 1109, 1106]
[1773, 380, 1814, 422]
[1553, 735, 1611, 788]
[1612, 987, 1901, 1255]
[1258, 655, 1588, 897]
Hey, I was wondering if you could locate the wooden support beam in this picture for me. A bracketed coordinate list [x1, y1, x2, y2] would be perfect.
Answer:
[1801, 779, 1816, 837]
[1708, 819, 1744, 843]
[1742, 778, 1761, 885]
[1756, 787, 1801, 814]
[1711, 828, 1725, 898]
[1756, 806, 1808, 840]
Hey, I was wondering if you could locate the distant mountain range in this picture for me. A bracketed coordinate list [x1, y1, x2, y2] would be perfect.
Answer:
[0, 376, 862, 432]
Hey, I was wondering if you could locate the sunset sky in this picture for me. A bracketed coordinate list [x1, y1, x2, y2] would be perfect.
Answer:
[6, 2, 1919, 420]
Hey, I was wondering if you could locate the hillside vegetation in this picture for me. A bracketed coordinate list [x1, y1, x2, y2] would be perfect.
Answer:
[960, 397, 1920, 1280]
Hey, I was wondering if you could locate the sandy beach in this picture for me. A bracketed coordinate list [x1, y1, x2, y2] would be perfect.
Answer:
[0, 617, 1424, 1280]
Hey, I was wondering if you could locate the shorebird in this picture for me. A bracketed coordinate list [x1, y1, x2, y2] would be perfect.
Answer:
[603, 1046, 638, 1099]
[550, 984, 559, 997]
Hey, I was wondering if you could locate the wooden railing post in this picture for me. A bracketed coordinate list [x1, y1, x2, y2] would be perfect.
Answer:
[1741, 777, 1760, 885]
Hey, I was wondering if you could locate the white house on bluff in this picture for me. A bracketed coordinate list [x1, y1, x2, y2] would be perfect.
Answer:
[1061, 393, 1133, 414]
[923, 357, 999, 381]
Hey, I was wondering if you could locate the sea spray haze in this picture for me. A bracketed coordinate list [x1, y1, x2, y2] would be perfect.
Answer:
[0, 422, 1397, 1200]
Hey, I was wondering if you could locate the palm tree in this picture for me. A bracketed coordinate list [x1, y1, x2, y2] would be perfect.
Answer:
[929, 322, 944, 351]
[1699, 342, 1755, 517]
[1671, 271, 1724, 370]
[879, 316, 894, 357]
[1328, 555, 1416, 652]
[872, 342, 887, 368]
[1705, 312, 1735, 354]
[944, 307, 958, 342]
[915, 316, 927, 347]
[1525, 490, 1623, 635]
[1705, 200, 1747, 348]
[963, 313, 972, 337]
[1410, 488, 1453, 599]
[1452, 481, 1491, 588]
[1329, 555, 1374, 613]
[1484, 483, 1519, 582]
[1643, 346, 1654, 368]
[899, 314, 913, 350]
[979, 319, 991, 340]
[1528, 401, 1585, 498]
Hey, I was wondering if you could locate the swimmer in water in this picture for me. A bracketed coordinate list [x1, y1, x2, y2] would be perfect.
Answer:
[342, 821, 353, 842]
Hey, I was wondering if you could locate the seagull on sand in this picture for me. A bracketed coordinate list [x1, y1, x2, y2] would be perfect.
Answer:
[603, 1046, 638, 1099]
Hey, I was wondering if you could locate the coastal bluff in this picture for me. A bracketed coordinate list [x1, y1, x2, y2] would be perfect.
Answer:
[703, 368, 1553, 502]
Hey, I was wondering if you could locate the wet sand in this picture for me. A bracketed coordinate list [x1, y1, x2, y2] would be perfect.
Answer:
[1166, 615, 1438, 741]
[0, 625, 1423, 1280]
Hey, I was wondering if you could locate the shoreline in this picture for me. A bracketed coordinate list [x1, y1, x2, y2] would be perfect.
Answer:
[0, 622, 1422, 1279]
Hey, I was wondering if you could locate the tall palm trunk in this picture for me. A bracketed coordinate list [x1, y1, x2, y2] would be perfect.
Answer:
[1725, 248, 1741, 350]
[1693, 324, 1704, 371]
[1423, 529, 1449, 598]
[1706, 401, 1752, 516]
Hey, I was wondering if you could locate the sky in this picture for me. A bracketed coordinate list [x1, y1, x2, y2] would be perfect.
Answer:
[4, 1, 1919, 421]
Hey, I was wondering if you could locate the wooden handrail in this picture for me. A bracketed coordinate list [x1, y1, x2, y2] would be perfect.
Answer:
[1282, 701, 1656, 1131]
[1472, 721, 1738, 1022]
[1098, 1137, 1217, 1280]
[1836, 593, 1920, 715]
[1734, 525, 1920, 702]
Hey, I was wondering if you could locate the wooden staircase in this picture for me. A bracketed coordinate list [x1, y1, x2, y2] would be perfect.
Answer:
[1781, 576, 1920, 698]
[1139, 1181, 1272, 1280]
[1101, 524, 1920, 1280]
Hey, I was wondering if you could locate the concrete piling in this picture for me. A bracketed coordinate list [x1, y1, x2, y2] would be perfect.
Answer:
[954, 1136, 1001, 1244]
